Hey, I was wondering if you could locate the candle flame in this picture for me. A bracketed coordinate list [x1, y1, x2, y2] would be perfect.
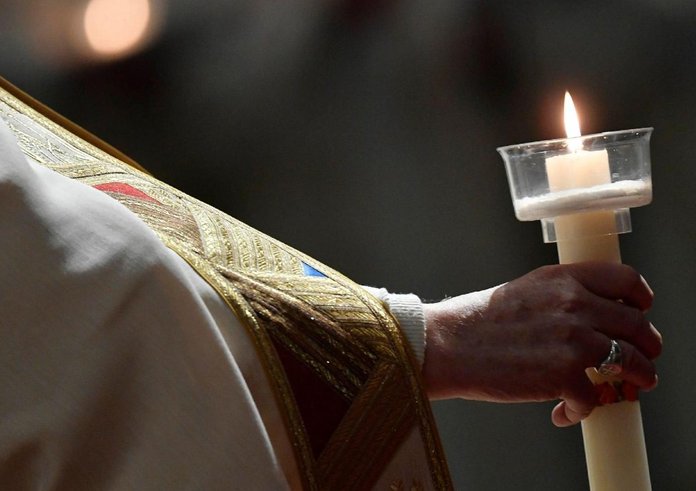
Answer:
[564, 91, 583, 151]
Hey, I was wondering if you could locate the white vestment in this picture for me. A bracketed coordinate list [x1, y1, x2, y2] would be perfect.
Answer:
[0, 118, 426, 489]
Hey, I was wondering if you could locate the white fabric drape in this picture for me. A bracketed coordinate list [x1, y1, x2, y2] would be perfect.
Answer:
[0, 117, 427, 489]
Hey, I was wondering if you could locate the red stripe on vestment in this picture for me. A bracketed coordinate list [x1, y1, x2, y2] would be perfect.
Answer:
[93, 182, 160, 204]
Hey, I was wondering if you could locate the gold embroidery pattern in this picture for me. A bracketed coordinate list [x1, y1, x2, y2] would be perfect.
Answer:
[0, 79, 452, 491]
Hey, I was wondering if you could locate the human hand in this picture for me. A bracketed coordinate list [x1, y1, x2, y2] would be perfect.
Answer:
[421, 262, 662, 426]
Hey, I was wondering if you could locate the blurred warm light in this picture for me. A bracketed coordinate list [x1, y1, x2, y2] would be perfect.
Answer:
[83, 0, 152, 57]
[26, 0, 166, 66]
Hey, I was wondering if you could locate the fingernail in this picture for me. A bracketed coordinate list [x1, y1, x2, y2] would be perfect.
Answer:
[640, 275, 654, 297]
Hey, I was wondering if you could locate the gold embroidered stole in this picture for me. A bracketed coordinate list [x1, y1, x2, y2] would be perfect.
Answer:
[0, 77, 452, 490]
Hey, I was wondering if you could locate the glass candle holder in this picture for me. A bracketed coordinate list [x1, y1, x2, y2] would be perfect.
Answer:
[497, 128, 653, 242]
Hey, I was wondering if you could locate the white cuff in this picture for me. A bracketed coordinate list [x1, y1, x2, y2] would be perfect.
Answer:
[362, 287, 425, 366]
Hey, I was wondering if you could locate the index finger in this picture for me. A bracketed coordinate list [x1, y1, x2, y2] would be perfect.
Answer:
[564, 262, 654, 311]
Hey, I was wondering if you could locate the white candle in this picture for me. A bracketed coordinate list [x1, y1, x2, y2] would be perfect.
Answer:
[547, 93, 651, 490]
[546, 147, 621, 264]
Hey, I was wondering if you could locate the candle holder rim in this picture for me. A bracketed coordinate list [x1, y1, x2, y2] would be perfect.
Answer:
[496, 127, 653, 154]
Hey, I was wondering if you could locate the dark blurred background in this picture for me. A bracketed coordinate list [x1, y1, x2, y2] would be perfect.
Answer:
[2, 0, 694, 488]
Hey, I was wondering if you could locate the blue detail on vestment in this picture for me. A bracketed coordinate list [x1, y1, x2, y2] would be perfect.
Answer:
[302, 262, 327, 278]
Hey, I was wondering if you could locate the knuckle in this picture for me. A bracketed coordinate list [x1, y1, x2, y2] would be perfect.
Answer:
[556, 288, 587, 314]
[627, 267, 653, 301]
[643, 321, 663, 359]
[622, 313, 662, 360]
[627, 268, 644, 293]
[535, 264, 566, 282]
[628, 267, 642, 286]
[535, 264, 557, 276]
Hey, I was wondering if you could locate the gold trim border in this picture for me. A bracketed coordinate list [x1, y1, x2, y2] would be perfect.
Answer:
[0, 76, 148, 173]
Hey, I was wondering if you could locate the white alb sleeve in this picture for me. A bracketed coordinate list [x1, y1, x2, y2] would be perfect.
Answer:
[362, 287, 426, 366]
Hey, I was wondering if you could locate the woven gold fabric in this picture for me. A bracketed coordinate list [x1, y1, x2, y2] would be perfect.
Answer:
[0, 76, 452, 490]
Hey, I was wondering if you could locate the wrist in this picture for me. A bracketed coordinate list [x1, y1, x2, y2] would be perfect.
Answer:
[422, 285, 501, 400]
